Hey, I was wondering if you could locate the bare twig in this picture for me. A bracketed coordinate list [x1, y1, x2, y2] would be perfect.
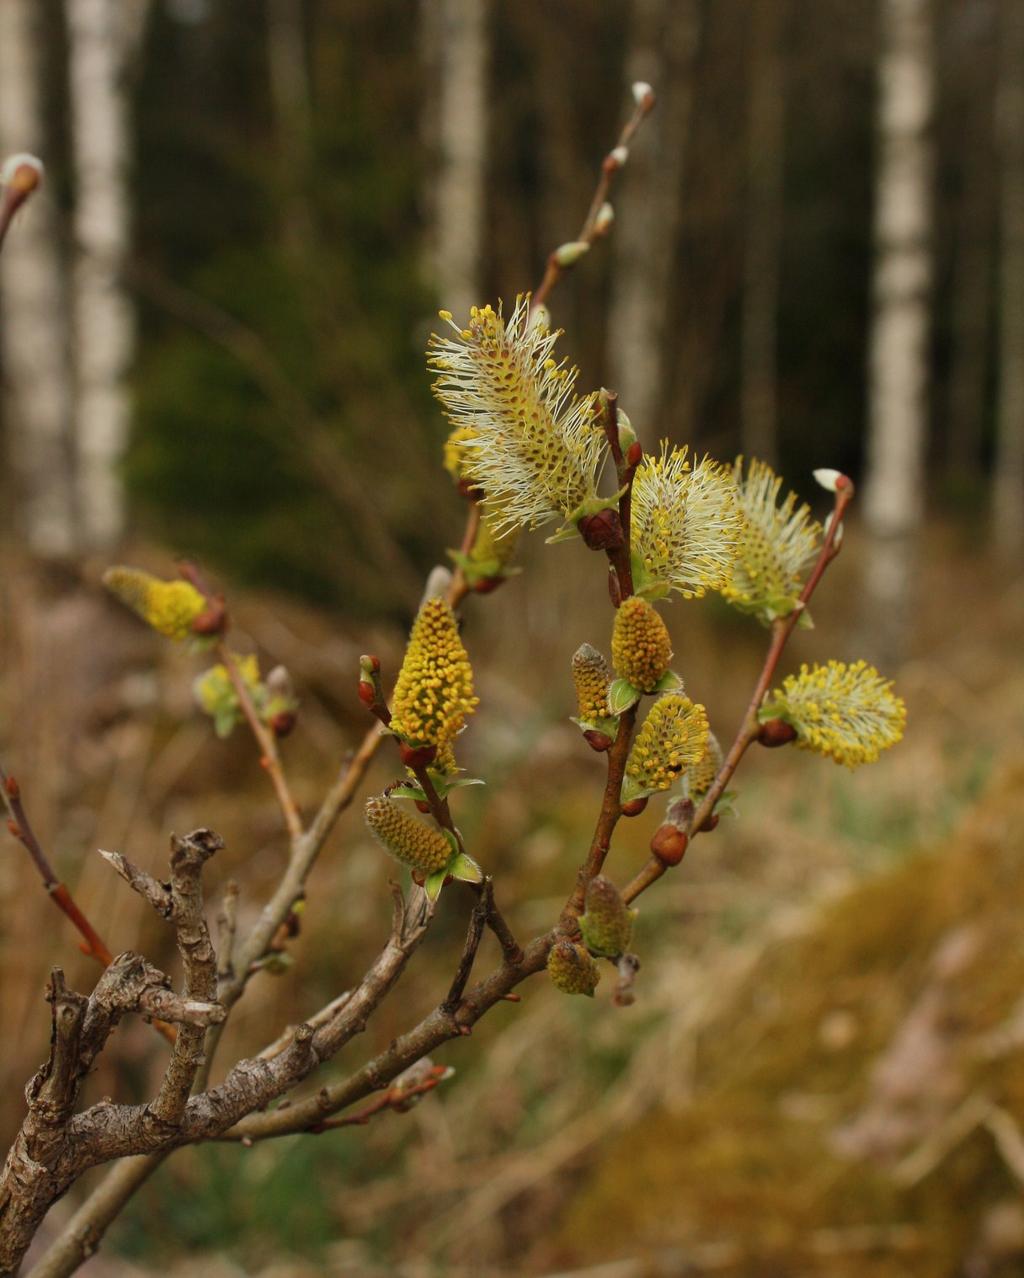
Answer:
[532, 86, 657, 310]
[442, 880, 493, 1014]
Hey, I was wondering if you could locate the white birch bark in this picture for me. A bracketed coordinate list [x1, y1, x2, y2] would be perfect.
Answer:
[740, 0, 786, 469]
[0, 0, 79, 556]
[65, 0, 138, 549]
[607, 0, 700, 444]
[427, 0, 488, 323]
[861, 0, 934, 661]
[993, 0, 1024, 559]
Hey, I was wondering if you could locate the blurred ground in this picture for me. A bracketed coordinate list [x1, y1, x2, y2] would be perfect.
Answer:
[1, 513, 1022, 1276]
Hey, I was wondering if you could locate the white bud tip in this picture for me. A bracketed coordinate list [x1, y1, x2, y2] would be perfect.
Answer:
[813, 468, 844, 492]
[553, 240, 591, 268]
[609, 146, 629, 168]
[1, 152, 44, 187]
[632, 81, 654, 105]
[595, 202, 615, 231]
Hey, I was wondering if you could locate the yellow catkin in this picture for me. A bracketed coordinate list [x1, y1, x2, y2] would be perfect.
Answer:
[611, 597, 673, 692]
[624, 695, 710, 800]
[429, 297, 605, 532]
[547, 940, 600, 996]
[365, 795, 452, 874]
[719, 457, 821, 622]
[194, 654, 260, 714]
[389, 597, 478, 750]
[571, 644, 612, 724]
[630, 443, 740, 598]
[443, 425, 479, 483]
[103, 567, 206, 640]
[767, 660, 906, 768]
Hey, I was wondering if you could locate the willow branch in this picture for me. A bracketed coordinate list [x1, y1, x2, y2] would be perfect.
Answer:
[622, 481, 856, 904]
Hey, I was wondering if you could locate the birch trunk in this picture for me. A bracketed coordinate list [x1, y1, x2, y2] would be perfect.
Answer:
[426, 0, 488, 323]
[65, 0, 137, 550]
[740, 0, 786, 469]
[861, 0, 934, 664]
[992, 0, 1024, 559]
[606, 0, 700, 444]
[0, 0, 78, 557]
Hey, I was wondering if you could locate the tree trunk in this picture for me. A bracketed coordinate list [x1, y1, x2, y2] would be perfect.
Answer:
[740, 0, 787, 469]
[992, 0, 1024, 560]
[0, 0, 79, 557]
[861, 0, 935, 665]
[65, 0, 137, 550]
[606, 0, 700, 444]
[426, 0, 488, 323]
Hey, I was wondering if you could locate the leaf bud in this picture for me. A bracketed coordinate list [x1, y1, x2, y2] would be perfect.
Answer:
[757, 718, 798, 748]
[578, 508, 624, 551]
[621, 796, 649, 817]
[553, 239, 591, 267]
[650, 824, 688, 867]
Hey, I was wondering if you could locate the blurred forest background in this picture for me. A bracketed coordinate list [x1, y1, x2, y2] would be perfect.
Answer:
[1, 0, 1023, 1275]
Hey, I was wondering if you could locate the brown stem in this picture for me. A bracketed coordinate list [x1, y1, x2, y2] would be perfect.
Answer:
[621, 482, 855, 904]
[441, 881, 492, 1013]
[532, 90, 656, 311]
[307, 1066, 450, 1131]
[216, 642, 303, 841]
[447, 500, 482, 607]
[560, 704, 639, 928]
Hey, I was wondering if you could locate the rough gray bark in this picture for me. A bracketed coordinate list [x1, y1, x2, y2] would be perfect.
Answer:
[861, 0, 935, 665]
[992, 0, 1024, 559]
[606, 0, 700, 443]
[740, 0, 787, 469]
[0, 0, 78, 556]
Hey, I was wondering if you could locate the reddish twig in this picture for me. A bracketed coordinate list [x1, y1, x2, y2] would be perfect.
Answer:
[215, 642, 303, 842]
[532, 85, 656, 311]
[306, 1065, 450, 1132]
[622, 479, 856, 904]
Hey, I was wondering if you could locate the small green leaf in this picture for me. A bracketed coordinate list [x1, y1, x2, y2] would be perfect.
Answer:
[424, 870, 448, 902]
[545, 521, 582, 545]
[654, 669, 684, 693]
[449, 852, 483, 884]
[388, 783, 427, 802]
[441, 776, 486, 792]
[607, 678, 640, 715]
[796, 607, 815, 631]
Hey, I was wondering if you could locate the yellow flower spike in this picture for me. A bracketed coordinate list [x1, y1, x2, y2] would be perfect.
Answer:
[623, 694, 710, 804]
[762, 660, 906, 768]
[194, 654, 262, 739]
[389, 597, 478, 752]
[631, 443, 741, 599]
[443, 424, 480, 484]
[572, 643, 612, 725]
[611, 597, 673, 693]
[365, 795, 453, 875]
[429, 296, 606, 533]
[547, 940, 600, 997]
[719, 457, 822, 624]
[103, 567, 206, 640]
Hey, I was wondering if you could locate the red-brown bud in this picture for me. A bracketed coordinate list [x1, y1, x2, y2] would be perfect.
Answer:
[357, 681, 376, 707]
[414, 799, 431, 814]
[621, 796, 649, 818]
[472, 575, 505, 595]
[399, 742, 438, 769]
[269, 710, 297, 739]
[757, 719, 798, 748]
[583, 729, 614, 753]
[650, 824, 688, 866]
[578, 509, 624, 552]
[190, 596, 228, 636]
[3, 775, 19, 800]
[698, 813, 720, 833]
[7, 819, 22, 839]
[625, 440, 643, 468]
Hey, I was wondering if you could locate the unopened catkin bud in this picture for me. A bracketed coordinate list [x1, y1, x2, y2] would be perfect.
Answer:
[684, 730, 723, 802]
[572, 643, 612, 724]
[611, 596, 673, 693]
[580, 876, 636, 958]
[547, 940, 600, 997]
[365, 795, 452, 875]
[553, 239, 590, 268]
[594, 202, 615, 234]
